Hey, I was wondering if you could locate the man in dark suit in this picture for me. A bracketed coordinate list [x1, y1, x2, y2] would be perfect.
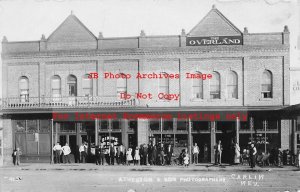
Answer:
[158, 143, 165, 165]
[95, 145, 101, 165]
[118, 144, 125, 165]
[142, 144, 148, 165]
[109, 143, 115, 165]
[165, 144, 173, 165]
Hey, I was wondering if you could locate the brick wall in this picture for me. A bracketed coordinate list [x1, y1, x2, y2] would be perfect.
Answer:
[280, 119, 291, 150]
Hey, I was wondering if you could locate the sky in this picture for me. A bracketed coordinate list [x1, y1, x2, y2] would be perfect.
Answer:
[0, 0, 299, 98]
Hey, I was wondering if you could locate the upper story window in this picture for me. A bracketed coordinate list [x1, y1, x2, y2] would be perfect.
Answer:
[227, 71, 238, 99]
[210, 72, 220, 99]
[67, 75, 77, 97]
[51, 75, 61, 101]
[19, 76, 29, 102]
[159, 72, 169, 99]
[192, 72, 203, 99]
[261, 70, 272, 98]
[82, 74, 93, 97]
[117, 73, 127, 98]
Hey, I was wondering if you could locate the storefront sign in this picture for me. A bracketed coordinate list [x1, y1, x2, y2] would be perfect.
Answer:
[186, 36, 243, 46]
[255, 134, 269, 144]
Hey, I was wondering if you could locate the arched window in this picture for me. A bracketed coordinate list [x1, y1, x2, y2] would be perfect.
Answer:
[192, 72, 203, 99]
[19, 76, 29, 102]
[261, 70, 272, 98]
[51, 75, 61, 101]
[82, 74, 93, 97]
[227, 71, 238, 99]
[117, 73, 127, 98]
[67, 75, 77, 97]
[210, 72, 220, 99]
[159, 72, 169, 99]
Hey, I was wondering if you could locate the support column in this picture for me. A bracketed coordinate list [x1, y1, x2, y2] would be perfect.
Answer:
[121, 119, 128, 149]
[50, 119, 54, 164]
[210, 121, 216, 164]
[292, 119, 297, 155]
[250, 116, 254, 142]
[236, 117, 240, 144]
[76, 123, 81, 147]
[95, 119, 98, 146]
[3, 118, 13, 165]
[188, 118, 192, 161]
[280, 119, 291, 149]
[137, 118, 148, 146]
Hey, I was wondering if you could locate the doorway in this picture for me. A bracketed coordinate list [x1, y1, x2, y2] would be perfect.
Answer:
[216, 121, 235, 164]
[193, 134, 210, 163]
[69, 135, 78, 163]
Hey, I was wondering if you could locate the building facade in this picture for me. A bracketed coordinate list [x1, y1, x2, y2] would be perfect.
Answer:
[1, 6, 295, 165]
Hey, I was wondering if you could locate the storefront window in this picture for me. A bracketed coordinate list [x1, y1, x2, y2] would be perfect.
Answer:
[100, 120, 109, 130]
[240, 121, 248, 130]
[128, 120, 137, 131]
[192, 121, 209, 131]
[163, 120, 173, 131]
[254, 118, 263, 130]
[112, 120, 120, 129]
[27, 120, 38, 133]
[58, 122, 76, 132]
[177, 120, 187, 131]
[266, 119, 278, 130]
[15, 120, 26, 132]
[40, 120, 50, 133]
[150, 119, 160, 131]
[175, 134, 188, 147]
[216, 121, 235, 131]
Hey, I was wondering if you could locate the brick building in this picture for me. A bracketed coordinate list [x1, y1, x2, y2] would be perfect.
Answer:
[0, 6, 295, 165]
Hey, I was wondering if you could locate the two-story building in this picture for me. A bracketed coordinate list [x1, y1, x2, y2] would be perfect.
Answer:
[0, 6, 295, 165]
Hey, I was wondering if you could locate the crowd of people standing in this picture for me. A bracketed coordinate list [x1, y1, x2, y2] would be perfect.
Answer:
[51, 140, 300, 169]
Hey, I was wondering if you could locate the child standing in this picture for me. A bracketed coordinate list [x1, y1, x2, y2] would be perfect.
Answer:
[184, 154, 189, 167]
[134, 147, 140, 165]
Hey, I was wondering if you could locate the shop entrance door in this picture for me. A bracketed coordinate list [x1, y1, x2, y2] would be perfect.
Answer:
[216, 122, 236, 164]
[193, 134, 210, 163]
[69, 135, 78, 163]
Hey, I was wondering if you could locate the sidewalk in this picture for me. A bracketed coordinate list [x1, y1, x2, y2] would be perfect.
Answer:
[1, 163, 299, 172]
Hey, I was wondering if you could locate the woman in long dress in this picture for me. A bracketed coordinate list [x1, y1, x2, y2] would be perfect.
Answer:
[134, 147, 140, 165]
[126, 148, 133, 165]
[234, 143, 241, 164]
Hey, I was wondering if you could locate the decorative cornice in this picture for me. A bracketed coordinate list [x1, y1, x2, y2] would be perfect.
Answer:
[2, 45, 289, 61]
